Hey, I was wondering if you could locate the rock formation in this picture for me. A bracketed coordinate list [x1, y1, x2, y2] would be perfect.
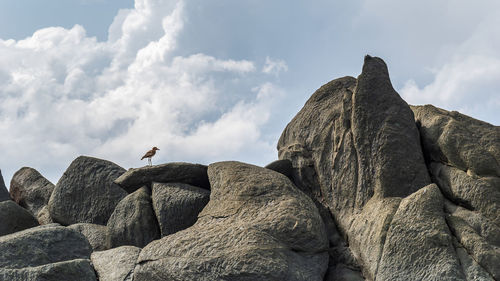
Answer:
[0, 56, 498, 281]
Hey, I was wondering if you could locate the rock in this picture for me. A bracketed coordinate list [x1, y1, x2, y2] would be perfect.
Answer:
[0, 170, 10, 202]
[36, 205, 54, 225]
[446, 211, 500, 279]
[9, 167, 55, 220]
[91, 246, 140, 281]
[48, 156, 127, 225]
[278, 56, 431, 279]
[264, 159, 294, 182]
[107, 186, 160, 248]
[68, 223, 108, 251]
[376, 184, 464, 280]
[431, 162, 500, 224]
[114, 162, 210, 193]
[134, 161, 328, 281]
[0, 259, 97, 281]
[0, 200, 39, 236]
[0, 224, 92, 269]
[412, 104, 500, 177]
[152, 182, 210, 237]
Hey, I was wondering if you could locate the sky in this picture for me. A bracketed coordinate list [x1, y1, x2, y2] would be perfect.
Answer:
[1, 0, 499, 185]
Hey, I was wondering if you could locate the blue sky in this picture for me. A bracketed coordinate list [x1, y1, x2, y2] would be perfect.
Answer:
[1, 0, 499, 185]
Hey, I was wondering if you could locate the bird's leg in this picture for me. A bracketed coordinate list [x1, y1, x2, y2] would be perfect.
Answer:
[149, 158, 152, 166]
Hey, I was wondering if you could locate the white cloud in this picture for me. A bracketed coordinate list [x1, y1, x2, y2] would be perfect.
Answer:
[399, 8, 500, 124]
[262, 56, 288, 76]
[0, 0, 285, 184]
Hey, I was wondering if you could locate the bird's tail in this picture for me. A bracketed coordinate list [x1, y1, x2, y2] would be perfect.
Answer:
[141, 156, 145, 160]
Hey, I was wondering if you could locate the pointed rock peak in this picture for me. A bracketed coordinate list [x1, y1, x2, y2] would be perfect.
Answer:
[358, 55, 392, 89]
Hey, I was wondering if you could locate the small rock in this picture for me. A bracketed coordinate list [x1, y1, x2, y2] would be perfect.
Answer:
[48, 156, 127, 225]
[114, 162, 210, 193]
[0, 259, 97, 281]
[0, 200, 39, 236]
[68, 223, 108, 251]
[0, 224, 92, 269]
[264, 159, 294, 182]
[107, 186, 160, 248]
[9, 167, 55, 219]
[0, 169, 10, 202]
[152, 182, 209, 237]
[91, 246, 140, 281]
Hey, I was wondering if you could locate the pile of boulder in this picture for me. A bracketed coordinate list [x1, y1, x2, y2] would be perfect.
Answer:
[0, 56, 498, 281]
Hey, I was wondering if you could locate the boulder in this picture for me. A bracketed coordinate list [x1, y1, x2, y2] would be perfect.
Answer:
[91, 246, 140, 281]
[412, 104, 500, 177]
[107, 186, 160, 248]
[114, 162, 210, 193]
[48, 156, 127, 225]
[376, 184, 464, 280]
[134, 161, 328, 281]
[152, 182, 210, 237]
[68, 223, 108, 251]
[0, 200, 38, 236]
[278, 56, 432, 280]
[0, 224, 92, 269]
[431, 162, 500, 224]
[0, 259, 97, 281]
[36, 205, 54, 225]
[0, 170, 10, 202]
[264, 159, 294, 182]
[9, 167, 55, 219]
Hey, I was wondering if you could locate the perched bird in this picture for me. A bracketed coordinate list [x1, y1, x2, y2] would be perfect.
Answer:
[141, 147, 160, 166]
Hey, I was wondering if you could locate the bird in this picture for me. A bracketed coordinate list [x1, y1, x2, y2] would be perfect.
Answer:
[141, 147, 160, 166]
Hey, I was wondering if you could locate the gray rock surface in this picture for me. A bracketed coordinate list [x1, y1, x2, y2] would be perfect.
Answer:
[0, 200, 38, 236]
[412, 104, 500, 177]
[152, 182, 210, 237]
[0, 224, 92, 269]
[37, 205, 54, 225]
[48, 156, 127, 225]
[278, 55, 432, 280]
[68, 223, 108, 251]
[9, 167, 55, 220]
[114, 162, 210, 193]
[376, 184, 464, 280]
[0, 169, 10, 202]
[264, 159, 294, 182]
[431, 162, 500, 224]
[134, 161, 328, 281]
[0, 259, 97, 281]
[107, 186, 160, 248]
[91, 246, 140, 281]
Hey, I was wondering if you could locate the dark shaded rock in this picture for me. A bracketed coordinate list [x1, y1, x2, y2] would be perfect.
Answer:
[91, 246, 140, 281]
[0, 170, 10, 202]
[9, 167, 54, 220]
[152, 182, 209, 237]
[0, 259, 97, 281]
[68, 223, 108, 251]
[265, 159, 294, 182]
[0, 224, 92, 269]
[114, 162, 210, 193]
[412, 104, 500, 177]
[134, 161, 328, 281]
[278, 56, 435, 279]
[0, 200, 39, 236]
[48, 156, 127, 225]
[107, 186, 160, 248]
[376, 184, 463, 280]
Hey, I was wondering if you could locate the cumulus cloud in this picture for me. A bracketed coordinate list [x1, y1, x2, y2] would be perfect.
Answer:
[399, 8, 500, 124]
[0, 0, 285, 183]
